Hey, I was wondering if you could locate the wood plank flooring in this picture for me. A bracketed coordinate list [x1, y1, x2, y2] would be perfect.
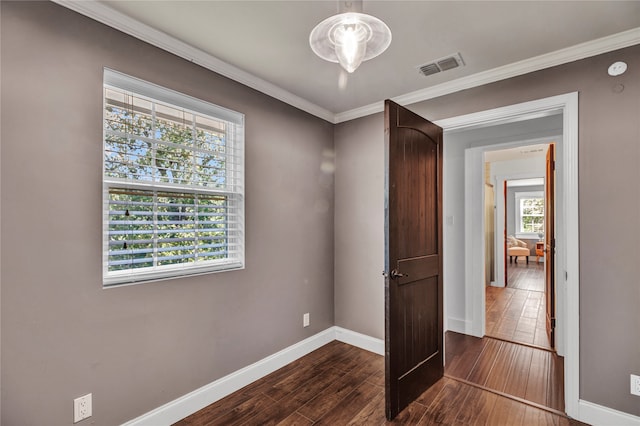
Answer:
[507, 261, 544, 292]
[444, 332, 564, 412]
[175, 339, 583, 425]
[487, 262, 550, 349]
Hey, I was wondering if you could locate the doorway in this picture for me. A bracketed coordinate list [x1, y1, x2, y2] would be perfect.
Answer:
[437, 92, 579, 418]
[485, 149, 551, 350]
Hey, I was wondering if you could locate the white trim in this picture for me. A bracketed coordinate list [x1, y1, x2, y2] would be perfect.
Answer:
[507, 177, 544, 187]
[578, 400, 640, 426]
[493, 166, 549, 290]
[335, 101, 386, 123]
[335, 28, 640, 123]
[52, 1, 639, 124]
[119, 324, 640, 426]
[514, 233, 541, 239]
[52, 0, 335, 123]
[464, 147, 485, 337]
[446, 317, 471, 335]
[334, 326, 385, 355]
[563, 92, 580, 417]
[436, 94, 568, 131]
[120, 327, 384, 426]
[104, 68, 244, 124]
[494, 173, 505, 289]
[121, 328, 336, 426]
[438, 92, 580, 420]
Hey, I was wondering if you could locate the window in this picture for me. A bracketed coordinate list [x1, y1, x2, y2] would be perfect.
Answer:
[515, 191, 544, 237]
[103, 69, 244, 286]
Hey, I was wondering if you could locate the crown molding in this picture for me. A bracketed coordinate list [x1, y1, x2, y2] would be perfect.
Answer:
[51, 0, 336, 123]
[335, 27, 640, 123]
[334, 101, 386, 123]
[51, 1, 639, 125]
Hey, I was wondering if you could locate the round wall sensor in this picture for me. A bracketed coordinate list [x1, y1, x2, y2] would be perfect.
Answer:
[608, 61, 627, 76]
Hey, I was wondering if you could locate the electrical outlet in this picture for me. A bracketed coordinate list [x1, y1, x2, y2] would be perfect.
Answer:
[74, 393, 92, 423]
[303, 313, 310, 328]
[631, 374, 640, 396]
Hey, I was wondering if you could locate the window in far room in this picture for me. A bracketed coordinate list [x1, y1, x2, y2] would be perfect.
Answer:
[515, 191, 544, 238]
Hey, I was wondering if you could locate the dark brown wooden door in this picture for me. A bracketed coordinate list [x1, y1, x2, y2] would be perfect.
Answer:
[545, 143, 556, 348]
[384, 100, 443, 420]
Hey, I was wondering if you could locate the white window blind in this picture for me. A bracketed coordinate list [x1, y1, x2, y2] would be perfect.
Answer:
[103, 69, 244, 286]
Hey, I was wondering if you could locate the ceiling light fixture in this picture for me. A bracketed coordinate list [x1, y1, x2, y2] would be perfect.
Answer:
[309, 1, 392, 74]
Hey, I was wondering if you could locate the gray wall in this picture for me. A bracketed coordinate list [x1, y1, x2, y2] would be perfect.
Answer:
[334, 44, 640, 415]
[334, 114, 385, 338]
[1, 2, 334, 425]
[3, 1, 640, 423]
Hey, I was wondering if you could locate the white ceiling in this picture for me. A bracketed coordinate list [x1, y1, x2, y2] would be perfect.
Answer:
[57, 1, 640, 122]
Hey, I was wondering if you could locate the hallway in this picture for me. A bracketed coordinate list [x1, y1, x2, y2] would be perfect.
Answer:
[464, 260, 565, 414]
[486, 261, 550, 350]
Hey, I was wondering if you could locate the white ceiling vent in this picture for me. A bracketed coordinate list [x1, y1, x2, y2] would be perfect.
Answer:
[417, 52, 465, 77]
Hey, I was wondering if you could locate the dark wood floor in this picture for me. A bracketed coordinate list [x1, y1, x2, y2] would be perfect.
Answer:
[487, 262, 550, 349]
[176, 339, 583, 425]
[445, 332, 564, 412]
[507, 261, 544, 292]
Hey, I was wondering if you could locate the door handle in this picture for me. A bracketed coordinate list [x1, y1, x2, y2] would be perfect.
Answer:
[390, 269, 408, 279]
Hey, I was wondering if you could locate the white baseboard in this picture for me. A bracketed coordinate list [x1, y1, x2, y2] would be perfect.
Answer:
[578, 399, 640, 426]
[123, 327, 640, 426]
[334, 326, 385, 355]
[447, 317, 470, 335]
[122, 327, 336, 426]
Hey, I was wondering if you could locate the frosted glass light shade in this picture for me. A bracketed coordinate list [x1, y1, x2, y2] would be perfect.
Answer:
[310, 12, 392, 73]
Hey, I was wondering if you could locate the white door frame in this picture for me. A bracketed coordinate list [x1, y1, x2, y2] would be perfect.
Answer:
[492, 159, 558, 290]
[465, 139, 564, 350]
[435, 92, 579, 419]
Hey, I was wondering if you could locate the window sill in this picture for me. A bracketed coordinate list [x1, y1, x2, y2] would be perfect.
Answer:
[103, 260, 244, 288]
[515, 233, 541, 240]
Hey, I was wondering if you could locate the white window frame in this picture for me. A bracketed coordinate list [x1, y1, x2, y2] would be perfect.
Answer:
[102, 69, 245, 287]
[515, 191, 544, 239]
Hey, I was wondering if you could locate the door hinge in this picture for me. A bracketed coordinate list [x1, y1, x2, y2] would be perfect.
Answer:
[565, 270, 568, 280]
[551, 318, 556, 328]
